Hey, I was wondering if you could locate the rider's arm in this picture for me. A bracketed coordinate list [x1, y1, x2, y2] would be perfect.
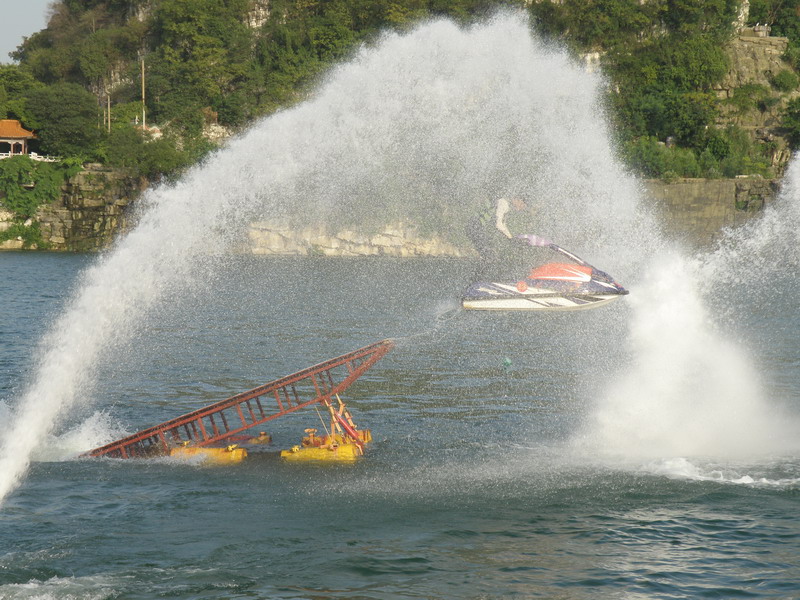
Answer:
[494, 198, 513, 238]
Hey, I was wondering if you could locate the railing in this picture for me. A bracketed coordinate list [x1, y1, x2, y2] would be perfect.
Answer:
[0, 152, 61, 162]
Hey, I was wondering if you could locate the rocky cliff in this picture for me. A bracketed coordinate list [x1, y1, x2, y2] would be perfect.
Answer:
[714, 31, 800, 175]
[0, 171, 775, 255]
[0, 165, 143, 251]
[245, 178, 777, 255]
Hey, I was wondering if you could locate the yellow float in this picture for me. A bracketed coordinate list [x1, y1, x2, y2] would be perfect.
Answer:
[280, 441, 362, 462]
[169, 444, 248, 464]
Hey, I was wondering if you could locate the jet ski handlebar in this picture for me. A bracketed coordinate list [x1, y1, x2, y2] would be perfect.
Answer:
[514, 234, 590, 268]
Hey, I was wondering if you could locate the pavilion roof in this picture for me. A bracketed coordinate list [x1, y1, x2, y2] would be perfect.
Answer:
[0, 119, 36, 139]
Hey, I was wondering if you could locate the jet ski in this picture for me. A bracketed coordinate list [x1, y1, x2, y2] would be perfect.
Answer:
[462, 237, 629, 311]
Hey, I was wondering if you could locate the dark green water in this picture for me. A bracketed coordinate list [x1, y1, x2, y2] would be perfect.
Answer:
[1, 253, 799, 599]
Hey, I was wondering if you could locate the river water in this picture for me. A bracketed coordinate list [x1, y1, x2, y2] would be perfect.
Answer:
[1, 251, 798, 599]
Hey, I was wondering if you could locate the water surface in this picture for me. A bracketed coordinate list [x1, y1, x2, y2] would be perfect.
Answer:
[1, 253, 798, 599]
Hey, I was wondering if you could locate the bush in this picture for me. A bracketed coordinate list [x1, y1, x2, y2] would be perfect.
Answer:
[698, 148, 721, 178]
[105, 125, 202, 180]
[664, 146, 700, 178]
[782, 97, 800, 148]
[708, 126, 773, 178]
[622, 136, 701, 179]
[783, 46, 800, 71]
[702, 128, 732, 160]
[0, 155, 66, 218]
[0, 221, 48, 249]
[728, 84, 771, 113]
[770, 69, 799, 92]
[622, 125, 774, 179]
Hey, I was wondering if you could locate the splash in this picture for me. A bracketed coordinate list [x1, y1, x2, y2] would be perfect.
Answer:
[1, 12, 656, 505]
[0, 574, 121, 600]
[576, 163, 800, 461]
[31, 411, 126, 463]
[643, 457, 800, 489]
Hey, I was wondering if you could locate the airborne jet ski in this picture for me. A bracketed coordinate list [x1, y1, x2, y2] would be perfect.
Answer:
[462, 238, 629, 311]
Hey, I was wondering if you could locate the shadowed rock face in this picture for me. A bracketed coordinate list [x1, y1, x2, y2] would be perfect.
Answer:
[46, 167, 142, 251]
[646, 177, 779, 249]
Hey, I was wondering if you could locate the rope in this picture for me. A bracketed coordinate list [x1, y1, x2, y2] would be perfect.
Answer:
[395, 305, 465, 344]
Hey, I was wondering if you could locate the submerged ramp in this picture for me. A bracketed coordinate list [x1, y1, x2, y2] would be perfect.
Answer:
[85, 339, 394, 459]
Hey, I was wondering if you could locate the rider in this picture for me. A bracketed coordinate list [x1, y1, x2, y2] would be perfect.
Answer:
[467, 196, 526, 260]
[467, 196, 548, 279]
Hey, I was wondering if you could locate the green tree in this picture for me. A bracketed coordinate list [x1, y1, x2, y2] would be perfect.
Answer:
[149, 0, 253, 127]
[771, 69, 799, 91]
[750, 0, 800, 41]
[0, 65, 42, 99]
[559, 0, 661, 50]
[25, 82, 102, 157]
[0, 65, 44, 121]
[662, 0, 739, 34]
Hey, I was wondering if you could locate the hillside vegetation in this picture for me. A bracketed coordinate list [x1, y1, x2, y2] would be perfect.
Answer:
[2, 0, 800, 186]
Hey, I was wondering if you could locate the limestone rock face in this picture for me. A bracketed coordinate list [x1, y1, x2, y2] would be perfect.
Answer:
[0, 208, 14, 231]
[0, 208, 23, 249]
[246, 0, 270, 29]
[248, 221, 469, 257]
[718, 35, 790, 93]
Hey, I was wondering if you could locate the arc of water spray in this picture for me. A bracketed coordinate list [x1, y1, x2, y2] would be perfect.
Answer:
[0, 12, 653, 506]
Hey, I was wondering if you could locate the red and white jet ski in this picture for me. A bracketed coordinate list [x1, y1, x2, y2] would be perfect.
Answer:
[462, 238, 629, 311]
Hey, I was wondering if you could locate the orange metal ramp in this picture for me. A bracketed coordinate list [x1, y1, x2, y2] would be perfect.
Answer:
[84, 339, 394, 459]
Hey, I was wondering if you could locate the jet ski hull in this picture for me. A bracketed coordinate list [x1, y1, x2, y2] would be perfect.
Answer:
[462, 290, 625, 311]
[462, 259, 628, 312]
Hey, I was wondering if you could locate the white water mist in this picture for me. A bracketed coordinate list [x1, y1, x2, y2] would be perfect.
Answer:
[577, 163, 800, 462]
[576, 253, 789, 459]
[0, 12, 663, 505]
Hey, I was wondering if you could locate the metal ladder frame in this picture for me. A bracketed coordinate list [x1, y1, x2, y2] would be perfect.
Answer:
[84, 339, 394, 459]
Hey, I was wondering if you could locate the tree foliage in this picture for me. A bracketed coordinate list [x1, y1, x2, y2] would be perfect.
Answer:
[529, 0, 745, 176]
[622, 126, 774, 180]
[104, 125, 210, 180]
[749, 0, 800, 41]
[24, 82, 102, 157]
